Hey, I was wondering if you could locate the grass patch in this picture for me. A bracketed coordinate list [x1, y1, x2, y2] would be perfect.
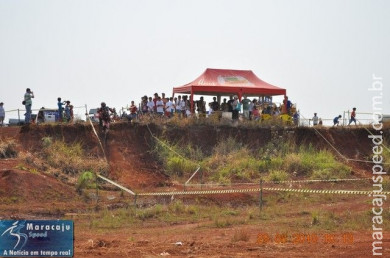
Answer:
[150, 132, 353, 184]
[151, 139, 200, 177]
[232, 230, 250, 242]
[0, 139, 18, 158]
[267, 170, 289, 182]
[27, 138, 109, 183]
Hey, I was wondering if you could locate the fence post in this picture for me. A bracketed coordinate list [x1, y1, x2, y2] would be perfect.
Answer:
[342, 111, 345, 126]
[95, 173, 99, 204]
[200, 170, 203, 190]
[85, 104, 88, 121]
[134, 194, 137, 212]
[259, 179, 263, 211]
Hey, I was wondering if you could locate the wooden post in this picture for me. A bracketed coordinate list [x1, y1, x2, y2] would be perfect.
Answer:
[259, 179, 263, 211]
[95, 173, 99, 204]
[134, 194, 137, 213]
[200, 170, 203, 190]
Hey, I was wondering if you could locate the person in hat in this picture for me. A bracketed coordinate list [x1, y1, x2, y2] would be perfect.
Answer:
[0, 102, 5, 126]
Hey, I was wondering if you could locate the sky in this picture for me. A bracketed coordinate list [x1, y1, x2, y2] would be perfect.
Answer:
[0, 0, 389, 124]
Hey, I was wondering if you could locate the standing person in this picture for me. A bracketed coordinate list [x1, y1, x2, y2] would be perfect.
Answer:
[241, 95, 251, 119]
[181, 95, 188, 117]
[220, 98, 228, 112]
[196, 96, 206, 118]
[24, 88, 34, 124]
[156, 97, 164, 116]
[210, 97, 219, 112]
[333, 115, 342, 126]
[312, 113, 319, 126]
[175, 95, 182, 117]
[69, 105, 74, 123]
[182, 95, 191, 117]
[147, 97, 154, 114]
[348, 107, 357, 125]
[227, 95, 234, 113]
[231, 95, 240, 121]
[293, 111, 300, 126]
[140, 96, 148, 115]
[64, 101, 71, 122]
[165, 97, 173, 118]
[152, 93, 159, 113]
[129, 101, 137, 121]
[0, 102, 5, 126]
[57, 98, 64, 122]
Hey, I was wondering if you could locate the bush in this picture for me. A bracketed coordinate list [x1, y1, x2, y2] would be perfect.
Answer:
[40, 139, 109, 178]
[212, 137, 242, 156]
[267, 170, 289, 182]
[166, 157, 198, 177]
[0, 139, 18, 158]
[283, 153, 304, 173]
[76, 171, 96, 193]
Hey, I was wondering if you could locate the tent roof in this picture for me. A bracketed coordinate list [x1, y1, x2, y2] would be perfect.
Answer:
[173, 68, 286, 97]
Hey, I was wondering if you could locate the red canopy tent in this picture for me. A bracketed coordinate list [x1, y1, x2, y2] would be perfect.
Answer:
[173, 68, 286, 111]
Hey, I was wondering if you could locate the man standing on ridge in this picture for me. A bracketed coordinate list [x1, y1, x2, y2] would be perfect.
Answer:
[24, 88, 34, 124]
[0, 102, 5, 126]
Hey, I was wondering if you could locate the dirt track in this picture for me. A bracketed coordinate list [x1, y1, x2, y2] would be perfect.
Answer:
[0, 123, 389, 257]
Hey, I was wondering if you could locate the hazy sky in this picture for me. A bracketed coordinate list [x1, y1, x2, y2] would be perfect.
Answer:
[0, 0, 389, 123]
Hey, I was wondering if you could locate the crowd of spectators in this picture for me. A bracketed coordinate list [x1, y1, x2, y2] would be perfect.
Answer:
[122, 93, 299, 124]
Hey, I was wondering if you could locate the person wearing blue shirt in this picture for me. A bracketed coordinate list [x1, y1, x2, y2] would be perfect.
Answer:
[333, 115, 342, 126]
[57, 97, 64, 122]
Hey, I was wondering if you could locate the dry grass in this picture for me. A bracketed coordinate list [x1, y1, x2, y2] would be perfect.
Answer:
[0, 139, 18, 158]
[20, 137, 109, 184]
[231, 229, 250, 242]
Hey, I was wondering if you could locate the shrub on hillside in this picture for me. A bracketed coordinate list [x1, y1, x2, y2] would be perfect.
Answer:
[41, 138, 109, 176]
[166, 156, 198, 177]
[267, 170, 289, 182]
[0, 139, 18, 158]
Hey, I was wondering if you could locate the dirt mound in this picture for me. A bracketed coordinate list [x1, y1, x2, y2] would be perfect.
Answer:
[1, 123, 387, 195]
[0, 168, 76, 203]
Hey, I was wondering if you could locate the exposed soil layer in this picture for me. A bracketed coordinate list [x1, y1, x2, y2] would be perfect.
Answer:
[0, 123, 388, 257]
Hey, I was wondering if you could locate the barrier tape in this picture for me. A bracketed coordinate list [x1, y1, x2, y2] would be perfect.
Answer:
[137, 187, 390, 196]
[262, 187, 390, 195]
[185, 178, 370, 187]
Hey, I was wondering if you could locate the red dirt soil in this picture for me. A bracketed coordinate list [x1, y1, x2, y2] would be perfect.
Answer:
[0, 123, 389, 257]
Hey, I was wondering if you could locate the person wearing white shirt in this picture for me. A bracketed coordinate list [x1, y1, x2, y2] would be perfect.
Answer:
[156, 97, 164, 115]
[165, 98, 173, 118]
[147, 97, 154, 113]
[312, 113, 319, 126]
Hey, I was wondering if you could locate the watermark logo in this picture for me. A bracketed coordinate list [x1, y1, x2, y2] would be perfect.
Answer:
[1, 221, 28, 250]
[0, 220, 73, 257]
[369, 74, 386, 256]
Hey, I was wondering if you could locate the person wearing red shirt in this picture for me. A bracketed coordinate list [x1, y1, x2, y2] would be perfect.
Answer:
[129, 101, 137, 121]
[348, 107, 357, 125]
